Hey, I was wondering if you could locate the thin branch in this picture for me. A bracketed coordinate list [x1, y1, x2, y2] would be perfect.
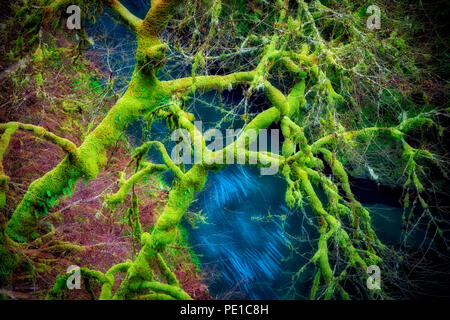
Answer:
[102, 0, 142, 32]
[0, 122, 78, 155]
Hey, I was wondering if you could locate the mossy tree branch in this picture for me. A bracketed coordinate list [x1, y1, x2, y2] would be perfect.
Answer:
[3, 0, 446, 300]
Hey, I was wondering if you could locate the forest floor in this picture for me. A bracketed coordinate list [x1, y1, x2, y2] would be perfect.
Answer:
[0, 31, 210, 299]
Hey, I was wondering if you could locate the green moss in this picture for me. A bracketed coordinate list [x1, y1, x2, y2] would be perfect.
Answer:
[177, 225, 201, 272]
[47, 267, 108, 300]
[3, 0, 440, 300]
[0, 246, 19, 287]
[140, 281, 191, 300]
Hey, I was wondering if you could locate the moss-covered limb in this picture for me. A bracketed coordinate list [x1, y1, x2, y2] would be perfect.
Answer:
[292, 167, 376, 297]
[146, 141, 184, 179]
[241, 151, 284, 170]
[156, 253, 179, 286]
[323, 269, 351, 301]
[311, 226, 334, 284]
[237, 107, 281, 140]
[128, 109, 284, 272]
[311, 127, 405, 151]
[99, 262, 132, 300]
[140, 281, 192, 300]
[253, 51, 306, 116]
[248, 45, 282, 95]
[164, 71, 256, 95]
[113, 164, 209, 298]
[205, 107, 282, 166]
[113, 107, 282, 294]
[317, 148, 382, 249]
[7, 156, 84, 242]
[262, 80, 289, 115]
[294, 168, 335, 284]
[285, 49, 318, 67]
[396, 112, 442, 134]
[304, 115, 439, 246]
[42, 240, 86, 254]
[166, 49, 298, 116]
[281, 165, 301, 208]
[7, 70, 170, 241]
[322, 73, 344, 107]
[130, 139, 183, 180]
[309, 121, 436, 199]
[312, 112, 440, 152]
[281, 116, 314, 159]
[305, 167, 353, 219]
[105, 163, 167, 206]
[141, 0, 183, 39]
[137, 292, 176, 300]
[135, 0, 183, 67]
[166, 86, 282, 168]
[111, 249, 154, 299]
[126, 184, 142, 256]
[281, 53, 307, 116]
[121, 152, 144, 254]
[280, 56, 304, 77]
[150, 164, 208, 251]
[0, 243, 19, 287]
[46, 267, 108, 300]
[318, 148, 353, 199]
[166, 101, 207, 163]
[301, 142, 378, 252]
[101, 0, 142, 32]
[286, 76, 307, 115]
[0, 124, 18, 209]
[309, 270, 321, 299]
[0, 123, 20, 287]
[400, 139, 438, 212]
[165, 65, 290, 119]
[165, 98, 276, 173]
[0, 122, 77, 156]
[334, 272, 351, 300]
[168, 72, 286, 118]
[6, 0, 180, 246]
[165, 9, 296, 103]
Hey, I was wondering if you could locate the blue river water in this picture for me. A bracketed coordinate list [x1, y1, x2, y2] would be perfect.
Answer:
[84, 3, 415, 299]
